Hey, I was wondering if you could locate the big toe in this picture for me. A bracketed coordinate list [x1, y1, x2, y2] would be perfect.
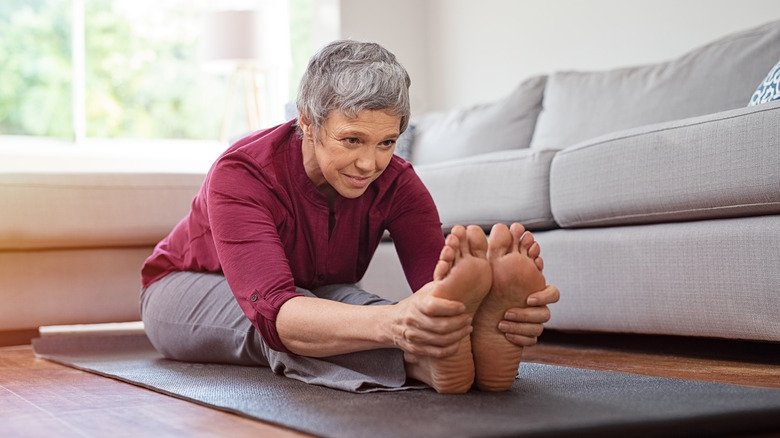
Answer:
[466, 225, 488, 258]
[487, 223, 513, 261]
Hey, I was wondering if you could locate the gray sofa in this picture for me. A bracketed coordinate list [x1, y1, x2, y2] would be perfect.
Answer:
[360, 20, 780, 342]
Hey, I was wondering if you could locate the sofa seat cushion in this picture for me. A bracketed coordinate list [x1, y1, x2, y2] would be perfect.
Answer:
[416, 148, 559, 231]
[0, 172, 204, 250]
[531, 19, 780, 149]
[538, 215, 780, 342]
[549, 101, 780, 228]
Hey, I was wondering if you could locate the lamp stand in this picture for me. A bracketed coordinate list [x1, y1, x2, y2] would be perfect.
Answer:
[220, 63, 262, 143]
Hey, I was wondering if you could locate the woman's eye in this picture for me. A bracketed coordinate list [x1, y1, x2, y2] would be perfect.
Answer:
[344, 137, 360, 145]
[380, 139, 397, 148]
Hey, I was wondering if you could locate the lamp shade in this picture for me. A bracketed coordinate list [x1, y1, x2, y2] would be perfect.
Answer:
[202, 10, 263, 63]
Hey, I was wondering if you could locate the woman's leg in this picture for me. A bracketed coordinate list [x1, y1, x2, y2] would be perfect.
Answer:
[140, 271, 268, 366]
[141, 271, 420, 393]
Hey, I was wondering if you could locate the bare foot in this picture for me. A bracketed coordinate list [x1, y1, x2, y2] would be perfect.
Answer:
[472, 223, 546, 391]
[405, 225, 492, 394]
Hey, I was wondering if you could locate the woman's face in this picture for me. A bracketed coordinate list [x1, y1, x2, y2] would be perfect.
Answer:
[301, 109, 400, 199]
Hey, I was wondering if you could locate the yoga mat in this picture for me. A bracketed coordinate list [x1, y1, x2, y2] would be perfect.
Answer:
[33, 333, 780, 438]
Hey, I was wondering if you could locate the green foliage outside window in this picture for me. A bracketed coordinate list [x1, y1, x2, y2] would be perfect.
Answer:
[84, 0, 224, 139]
[0, 0, 73, 138]
[0, 0, 315, 142]
[0, 0, 225, 140]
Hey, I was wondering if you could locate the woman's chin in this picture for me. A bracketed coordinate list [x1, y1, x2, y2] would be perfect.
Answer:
[335, 186, 370, 199]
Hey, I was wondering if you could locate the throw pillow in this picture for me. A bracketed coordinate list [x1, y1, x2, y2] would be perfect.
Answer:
[394, 124, 416, 161]
[748, 58, 780, 106]
[410, 75, 547, 165]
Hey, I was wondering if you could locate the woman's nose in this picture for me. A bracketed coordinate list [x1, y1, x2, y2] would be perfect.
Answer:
[354, 148, 376, 172]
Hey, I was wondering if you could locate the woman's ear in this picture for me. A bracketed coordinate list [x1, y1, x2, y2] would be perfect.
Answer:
[298, 113, 312, 138]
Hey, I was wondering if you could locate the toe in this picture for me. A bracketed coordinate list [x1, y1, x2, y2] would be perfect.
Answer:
[535, 256, 544, 271]
[451, 225, 469, 259]
[487, 223, 513, 260]
[440, 238, 457, 264]
[466, 225, 488, 258]
[433, 259, 450, 281]
[509, 223, 526, 241]
[529, 241, 541, 259]
[519, 231, 535, 255]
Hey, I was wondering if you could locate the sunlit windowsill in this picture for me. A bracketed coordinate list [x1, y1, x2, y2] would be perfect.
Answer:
[0, 136, 226, 174]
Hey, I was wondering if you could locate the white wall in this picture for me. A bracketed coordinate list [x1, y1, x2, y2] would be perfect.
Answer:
[340, 0, 780, 113]
[339, 0, 431, 113]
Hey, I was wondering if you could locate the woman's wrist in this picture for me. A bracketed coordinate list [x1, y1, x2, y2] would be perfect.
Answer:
[277, 296, 398, 357]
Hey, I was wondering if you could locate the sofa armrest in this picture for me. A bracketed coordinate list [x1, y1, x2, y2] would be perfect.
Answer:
[550, 101, 780, 228]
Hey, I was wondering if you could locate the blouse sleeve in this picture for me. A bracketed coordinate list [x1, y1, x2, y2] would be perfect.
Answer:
[384, 167, 445, 292]
[206, 150, 301, 353]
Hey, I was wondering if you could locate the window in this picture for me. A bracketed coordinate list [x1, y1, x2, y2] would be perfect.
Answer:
[0, 0, 335, 145]
[0, 0, 73, 139]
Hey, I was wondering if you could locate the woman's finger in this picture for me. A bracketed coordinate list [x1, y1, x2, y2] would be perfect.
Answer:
[403, 323, 472, 349]
[525, 284, 560, 306]
[498, 321, 545, 338]
[505, 333, 538, 347]
[502, 306, 551, 324]
[418, 295, 467, 317]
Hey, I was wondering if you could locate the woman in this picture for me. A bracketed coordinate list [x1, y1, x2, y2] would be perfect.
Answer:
[141, 40, 559, 394]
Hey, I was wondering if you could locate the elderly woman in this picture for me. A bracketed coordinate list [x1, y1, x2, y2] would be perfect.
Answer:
[140, 40, 559, 394]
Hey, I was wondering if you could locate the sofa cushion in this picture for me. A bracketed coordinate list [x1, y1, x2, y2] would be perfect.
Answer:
[549, 101, 780, 228]
[411, 75, 546, 165]
[538, 215, 780, 342]
[531, 19, 780, 149]
[0, 172, 204, 250]
[748, 57, 780, 106]
[416, 148, 559, 231]
[393, 124, 416, 161]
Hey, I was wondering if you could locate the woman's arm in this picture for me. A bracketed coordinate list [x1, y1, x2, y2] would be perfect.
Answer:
[268, 164, 474, 359]
[276, 281, 472, 358]
[207, 152, 304, 353]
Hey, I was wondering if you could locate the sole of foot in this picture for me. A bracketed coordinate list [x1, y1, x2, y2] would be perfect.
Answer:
[472, 223, 546, 392]
[409, 225, 492, 394]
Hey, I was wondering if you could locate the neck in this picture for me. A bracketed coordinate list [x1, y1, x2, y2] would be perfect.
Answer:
[300, 136, 337, 205]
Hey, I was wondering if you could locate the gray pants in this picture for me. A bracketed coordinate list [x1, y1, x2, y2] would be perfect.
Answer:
[141, 271, 423, 393]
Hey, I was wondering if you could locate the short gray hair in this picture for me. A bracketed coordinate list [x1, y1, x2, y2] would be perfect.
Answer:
[296, 40, 411, 135]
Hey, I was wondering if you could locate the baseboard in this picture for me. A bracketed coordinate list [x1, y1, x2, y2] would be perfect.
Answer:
[0, 328, 39, 347]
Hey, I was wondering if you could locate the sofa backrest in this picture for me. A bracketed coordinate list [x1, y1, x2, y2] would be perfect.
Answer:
[530, 19, 780, 149]
[410, 75, 546, 165]
[0, 172, 203, 250]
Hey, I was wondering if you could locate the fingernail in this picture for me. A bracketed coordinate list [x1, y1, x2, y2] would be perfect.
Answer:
[505, 312, 517, 320]
[498, 322, 509, 332]
[527, 298, 539, 305]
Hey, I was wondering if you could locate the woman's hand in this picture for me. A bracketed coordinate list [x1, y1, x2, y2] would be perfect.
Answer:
[390, 283, 473, 359]
[498, 284, 560, 347]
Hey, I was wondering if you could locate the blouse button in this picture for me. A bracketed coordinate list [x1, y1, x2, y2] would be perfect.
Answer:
[250, 293, 258, 302]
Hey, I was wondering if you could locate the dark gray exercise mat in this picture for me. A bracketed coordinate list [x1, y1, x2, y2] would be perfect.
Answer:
[32, 333, 780, 437]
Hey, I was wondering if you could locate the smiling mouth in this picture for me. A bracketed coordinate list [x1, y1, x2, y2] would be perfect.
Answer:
[344, 174, 372, 188]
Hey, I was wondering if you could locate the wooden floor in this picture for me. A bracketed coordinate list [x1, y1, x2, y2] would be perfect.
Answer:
[1, 331, 778, 438]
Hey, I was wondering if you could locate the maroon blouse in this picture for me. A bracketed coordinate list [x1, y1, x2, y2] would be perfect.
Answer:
[141, 120, 444, 353]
